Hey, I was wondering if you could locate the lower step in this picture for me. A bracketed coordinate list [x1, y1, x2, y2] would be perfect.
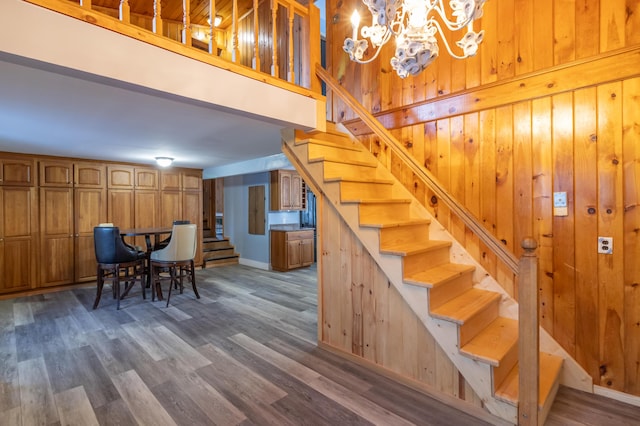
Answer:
[202, 254, 239, 268]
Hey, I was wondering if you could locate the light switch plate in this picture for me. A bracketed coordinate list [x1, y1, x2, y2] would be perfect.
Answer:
[598, 237, 613, 254]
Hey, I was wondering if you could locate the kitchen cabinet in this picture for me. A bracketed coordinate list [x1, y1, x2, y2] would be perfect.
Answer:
[270, 228, 314, 271]
[270, 169, 305, 211]
[1, 157, 36, 186]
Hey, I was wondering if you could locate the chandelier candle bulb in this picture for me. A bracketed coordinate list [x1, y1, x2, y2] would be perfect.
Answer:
[351, 11, 360, 40]
[343, 0, 488, 78]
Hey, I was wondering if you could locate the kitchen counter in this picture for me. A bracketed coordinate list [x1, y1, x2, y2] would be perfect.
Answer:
[270, 224, 315, 231]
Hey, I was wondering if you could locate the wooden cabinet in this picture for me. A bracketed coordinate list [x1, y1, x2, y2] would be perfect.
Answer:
[75, 163, 106, 188]
[40, 187, 75, 287]
[0, 186, 37, 293]
[270, 170, 305, 211]
[135, 168, 158, 190]
[40, 160, 73, 187]
[0, 157, 36, 186]
[107, 165, 135, 189]
[270, 229, 314, 271]
[74, 187, 107, 282]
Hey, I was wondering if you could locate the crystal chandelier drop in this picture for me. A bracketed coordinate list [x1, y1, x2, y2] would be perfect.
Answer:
[343, 0, 487, 78]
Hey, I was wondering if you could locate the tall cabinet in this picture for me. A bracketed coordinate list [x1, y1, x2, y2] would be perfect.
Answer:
[0, 157, 38, 294]
[39, 160, 107, 287]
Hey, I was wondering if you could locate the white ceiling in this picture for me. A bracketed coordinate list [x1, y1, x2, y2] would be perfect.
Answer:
[0, 57, 287, 171]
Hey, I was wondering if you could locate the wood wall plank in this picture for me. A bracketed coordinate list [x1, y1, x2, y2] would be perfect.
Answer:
[513, 0, 533, 75]
[479, 0, 498, 85]
[496, 0, 515, 79]
[601, 0, 626, 52]
[596, 82, 625, 391]
[533, 0, 554, 70]
[554, 0, 576, 64]
[551, 91, 576, 355]
[575, 0, 600, 58]
[573, 87, 600, 384]
[479, 109, 498, 277]
[512, 101, 533, 259]
[622, 77, 640, 395]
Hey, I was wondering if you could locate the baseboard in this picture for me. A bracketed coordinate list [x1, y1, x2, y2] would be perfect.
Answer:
[238, 258, 270, 270]
[594, 385, 640, 407]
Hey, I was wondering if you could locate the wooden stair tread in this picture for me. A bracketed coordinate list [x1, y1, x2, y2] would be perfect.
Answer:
[430, 288, 501, 324]
[296, 137, 362, 150]
[494, 353, 564, 407]
[357, 198, 412, 205]
[326, 176, 394, 185]
[311, 155, 378, 167]
[460, 317, 518, 366]
[404, 263, 475, 288]
[359, 218, 431, 228]
[380, 240, 452, 256]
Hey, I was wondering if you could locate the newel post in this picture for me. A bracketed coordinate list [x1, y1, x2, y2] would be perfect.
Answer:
[518, 237, 539, 425]
[302, 3, 322, 94]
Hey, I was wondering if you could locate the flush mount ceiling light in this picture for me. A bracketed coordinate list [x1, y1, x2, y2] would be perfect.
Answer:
[155, 157, 174, 167]
[344, 0, 487, 78]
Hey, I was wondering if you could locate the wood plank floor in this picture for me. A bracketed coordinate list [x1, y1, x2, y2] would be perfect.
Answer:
[0, 264, 638, 425]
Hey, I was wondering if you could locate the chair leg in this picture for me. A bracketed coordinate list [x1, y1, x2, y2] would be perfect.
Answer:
[93, 268, 104, 309]
[115, 272, 121, 310]
[190, 260, 200, 299]
[140, 263, 146, 300]
[166, 264, 177, 308]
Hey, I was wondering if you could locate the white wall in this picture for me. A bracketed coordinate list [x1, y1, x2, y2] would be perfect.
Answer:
[224, 172, 299, 270]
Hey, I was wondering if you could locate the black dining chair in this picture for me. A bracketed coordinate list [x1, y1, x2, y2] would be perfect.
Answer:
[153, 219, 191, 250]
[93, 225, 147, 310]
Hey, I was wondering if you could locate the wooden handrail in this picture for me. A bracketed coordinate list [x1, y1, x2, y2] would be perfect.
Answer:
[315, 64, 520, 274]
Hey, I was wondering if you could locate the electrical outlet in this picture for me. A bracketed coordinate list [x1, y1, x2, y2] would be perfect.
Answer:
[598, 237, 613, 254]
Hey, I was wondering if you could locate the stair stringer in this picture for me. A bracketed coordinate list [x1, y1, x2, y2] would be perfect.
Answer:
[282, 128, 593, 420]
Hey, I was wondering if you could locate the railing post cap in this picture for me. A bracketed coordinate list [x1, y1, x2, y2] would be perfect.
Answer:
[521, 237, 538, 251]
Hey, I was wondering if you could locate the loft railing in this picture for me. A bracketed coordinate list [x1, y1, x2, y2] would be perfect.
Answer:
[24, 0, 322, 97]
[315, 64, 541, 425]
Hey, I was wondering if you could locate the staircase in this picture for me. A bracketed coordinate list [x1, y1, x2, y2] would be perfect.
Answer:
[202, 227, 239, 268]
[282, 123, 582, 424]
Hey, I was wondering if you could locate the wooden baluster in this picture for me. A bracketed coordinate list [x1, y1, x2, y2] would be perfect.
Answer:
[232, 0, 239, 62]
[287, 4, 294, 83]
[119, 0, 130, 24]
[518, 237, 539, 426]
[271, 0, 278, 78]
[79, 0, 92, 9]
[253, 0, 260, 70]
[302, 3, 322, 93]
[209, 0, 218, 55]
[153, 0, 163, 36]
[182, 0, 192, 46]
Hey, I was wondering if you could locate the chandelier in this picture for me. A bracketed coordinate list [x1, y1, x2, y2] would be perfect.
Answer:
[344, 0, 487, 78]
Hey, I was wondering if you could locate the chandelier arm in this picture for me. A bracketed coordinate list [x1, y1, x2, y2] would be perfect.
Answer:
[432, 0, 477, 32]
[353, 43, 386, 64]
[431, 19, 468, 59]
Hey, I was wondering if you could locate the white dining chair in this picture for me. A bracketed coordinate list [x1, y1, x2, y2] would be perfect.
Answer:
[149, 223, 199, 306]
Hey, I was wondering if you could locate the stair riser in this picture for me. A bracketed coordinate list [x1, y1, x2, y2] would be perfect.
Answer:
[492, 342, 519, 393]
[297, 136, 362, 150]
[340, 181, 393, 201]
[459, 298, 500, 347]
[296, 126, 351, 142]
[203, 258, 239, 267]
[204, 248, 236, 258]
[323, 162, 380, 181]
[403, 247, 452, 277]
[203, 242, 233, 250]
[428, 271, 475, 310]
[379, 223, 431, 247]
[307, 143, 370, 160]
[359, 203, 410, 223]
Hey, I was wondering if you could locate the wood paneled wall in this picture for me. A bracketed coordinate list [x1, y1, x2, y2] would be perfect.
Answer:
[326, 0, 640, 396]
[320, 200, 483, 407]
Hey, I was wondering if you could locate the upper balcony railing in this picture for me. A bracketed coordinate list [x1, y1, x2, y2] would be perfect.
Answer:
[24, 0, 322, 98]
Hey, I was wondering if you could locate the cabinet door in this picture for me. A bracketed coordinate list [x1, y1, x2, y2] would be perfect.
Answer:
[287, 240, 302, 268]
[107, 189, 135, 230]
[182, 170, 202, 191]
[107, 165, 135, 189]
[75, 188, 106, 282]
[300, 238, 314, 266]
[160, 191, 182, 227]
[40, 187, 74, 287]
[135, 168, 158, 190]
[134, 190, 159, 248]
[39, 160, 73, 187]
[280, 172, 293, 209]
[0, 187, 36, 293]
[160, 170, 181, 191]
[0, 157, 36, 186]
[75, 163, 106, 188]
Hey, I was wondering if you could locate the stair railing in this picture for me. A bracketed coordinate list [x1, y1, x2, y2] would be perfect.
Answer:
[315, 63, 540, 424]
[316, 64, 519, 273]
